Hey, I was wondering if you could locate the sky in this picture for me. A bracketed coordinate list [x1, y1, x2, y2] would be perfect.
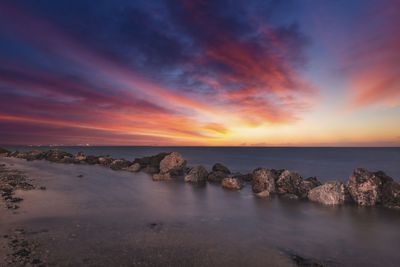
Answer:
[0, 0, 399, 146]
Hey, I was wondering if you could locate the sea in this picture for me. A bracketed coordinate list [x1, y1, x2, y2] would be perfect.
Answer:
[1, 146, 399, 266]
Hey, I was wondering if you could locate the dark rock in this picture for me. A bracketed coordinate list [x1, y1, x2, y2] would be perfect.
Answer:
[133, 152, 170, 174]
[44, 150, 74, 163]
[39, 186, 46, 190]
[221, 177, 243, 190]
[77, 174, 84, 178]
[207, 170, 228, 183]
[308, 181, 351, 205]
[382, 181, 400, 209]
[276, 170, 319, 199]
[0, 147, 10, 156]
[24, 150, 45, 161]
[212, 163, 231, 174]
[85, 155, 99, 165]
[207, 163, 231, 183]
[348, 168, 393, 206]
[110, 159, 131, 171]
[252, 168, 276, 197]
[184, 165, 208, 183]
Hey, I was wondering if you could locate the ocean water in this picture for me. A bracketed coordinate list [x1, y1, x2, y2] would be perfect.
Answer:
[1, 157, 399, 266]
[5, 146, 400, 181]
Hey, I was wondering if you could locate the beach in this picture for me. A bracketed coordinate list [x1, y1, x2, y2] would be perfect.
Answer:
[1, 147, 400, 266]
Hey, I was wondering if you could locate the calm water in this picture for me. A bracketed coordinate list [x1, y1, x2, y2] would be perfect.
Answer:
[5, 146, 400, 181]
[0, 157, 399, 266]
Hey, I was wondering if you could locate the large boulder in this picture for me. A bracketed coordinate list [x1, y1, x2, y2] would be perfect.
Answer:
[133, 152, 170, 174]
[381, 181, 400, 209]
[347, 168, 393, 206]
[212, 163, 231, 174]
[152, 152, 186, 181]
[125, 163, 141, 173]
[276, 170, 320, 199]
[308, 181, 351, 205]
[110, 159, 131, 171]
[208, 163, 231, 183]
[184, 165, 208, 183]
[159, 152, 186, 175]
[252, 168, 276, 197]
[221, 178, 243, 190]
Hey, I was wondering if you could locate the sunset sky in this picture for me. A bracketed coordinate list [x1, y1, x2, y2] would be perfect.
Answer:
[0, 0, 399, 146]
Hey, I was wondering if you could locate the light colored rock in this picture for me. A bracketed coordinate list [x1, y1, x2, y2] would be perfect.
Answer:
[184, 165, 208, 183]
[75, 152, 86, 161]
[159, 152, 186, 175]
[110, 159, 131, 170]
[125, 163, 141, 172]
[252, 168, 275, 197]
[308, 181, 351, 205]
[221, 178, 243, 190]
[348, 168, 393, 206]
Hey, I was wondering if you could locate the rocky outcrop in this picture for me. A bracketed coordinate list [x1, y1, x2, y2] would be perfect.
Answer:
[308, 181, 351, 205]
[252, 168, 276, 197]
[85, 155, 99, 165]
[110, 159, 131, 171]
[125, 163, 141, 173]
[347, 168, 393, 206]
[0, 147, 10, 156]
[133, 153, 170, 174]
[276, 170, 320, 199]
[152, 152, 186, 181]
[98, 156, 113, 166]
[381, 181, 400, 209]
[44, 150, 74, 163]
[74, 152, 86, 162]
[207, 163, 231, 183]
[221, 177, 243, 190]
[184, 165, 208, 183]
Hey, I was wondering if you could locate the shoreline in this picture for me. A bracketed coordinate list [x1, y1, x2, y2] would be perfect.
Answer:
[1, 147, 399, 209]
[1, 156, 399, 266]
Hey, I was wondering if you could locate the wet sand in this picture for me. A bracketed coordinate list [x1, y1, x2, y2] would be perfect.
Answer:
[1, 157, 399, 266]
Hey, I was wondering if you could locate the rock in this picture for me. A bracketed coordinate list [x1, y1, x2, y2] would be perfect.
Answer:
[212, 163, 231, 174]
[133, 153, 170, 174]
[184, 165, 208, 183]
[98, 156, 113, 166]
[252, 168, 276, 197]
[308, 181, 351, 205]
[221, 177, 243, 190]
[382, 181, 400, 209]
[110, 159, 131, 171]
[0, 147, 10, 156]
[44, 150, 74, 163]
[24, 150, 45, 161]
[276, 170, 319, 199]
[125, 163, 141, 172]
[74, 152, 86, 162]
[85, 155, 99, 165]
[208, 163, 231, 183]
[348, 168, 393, 206]
[159, 152, 186, 175]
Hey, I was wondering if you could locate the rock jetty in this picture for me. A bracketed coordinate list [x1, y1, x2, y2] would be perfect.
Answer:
[1, 147, 399, 209]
